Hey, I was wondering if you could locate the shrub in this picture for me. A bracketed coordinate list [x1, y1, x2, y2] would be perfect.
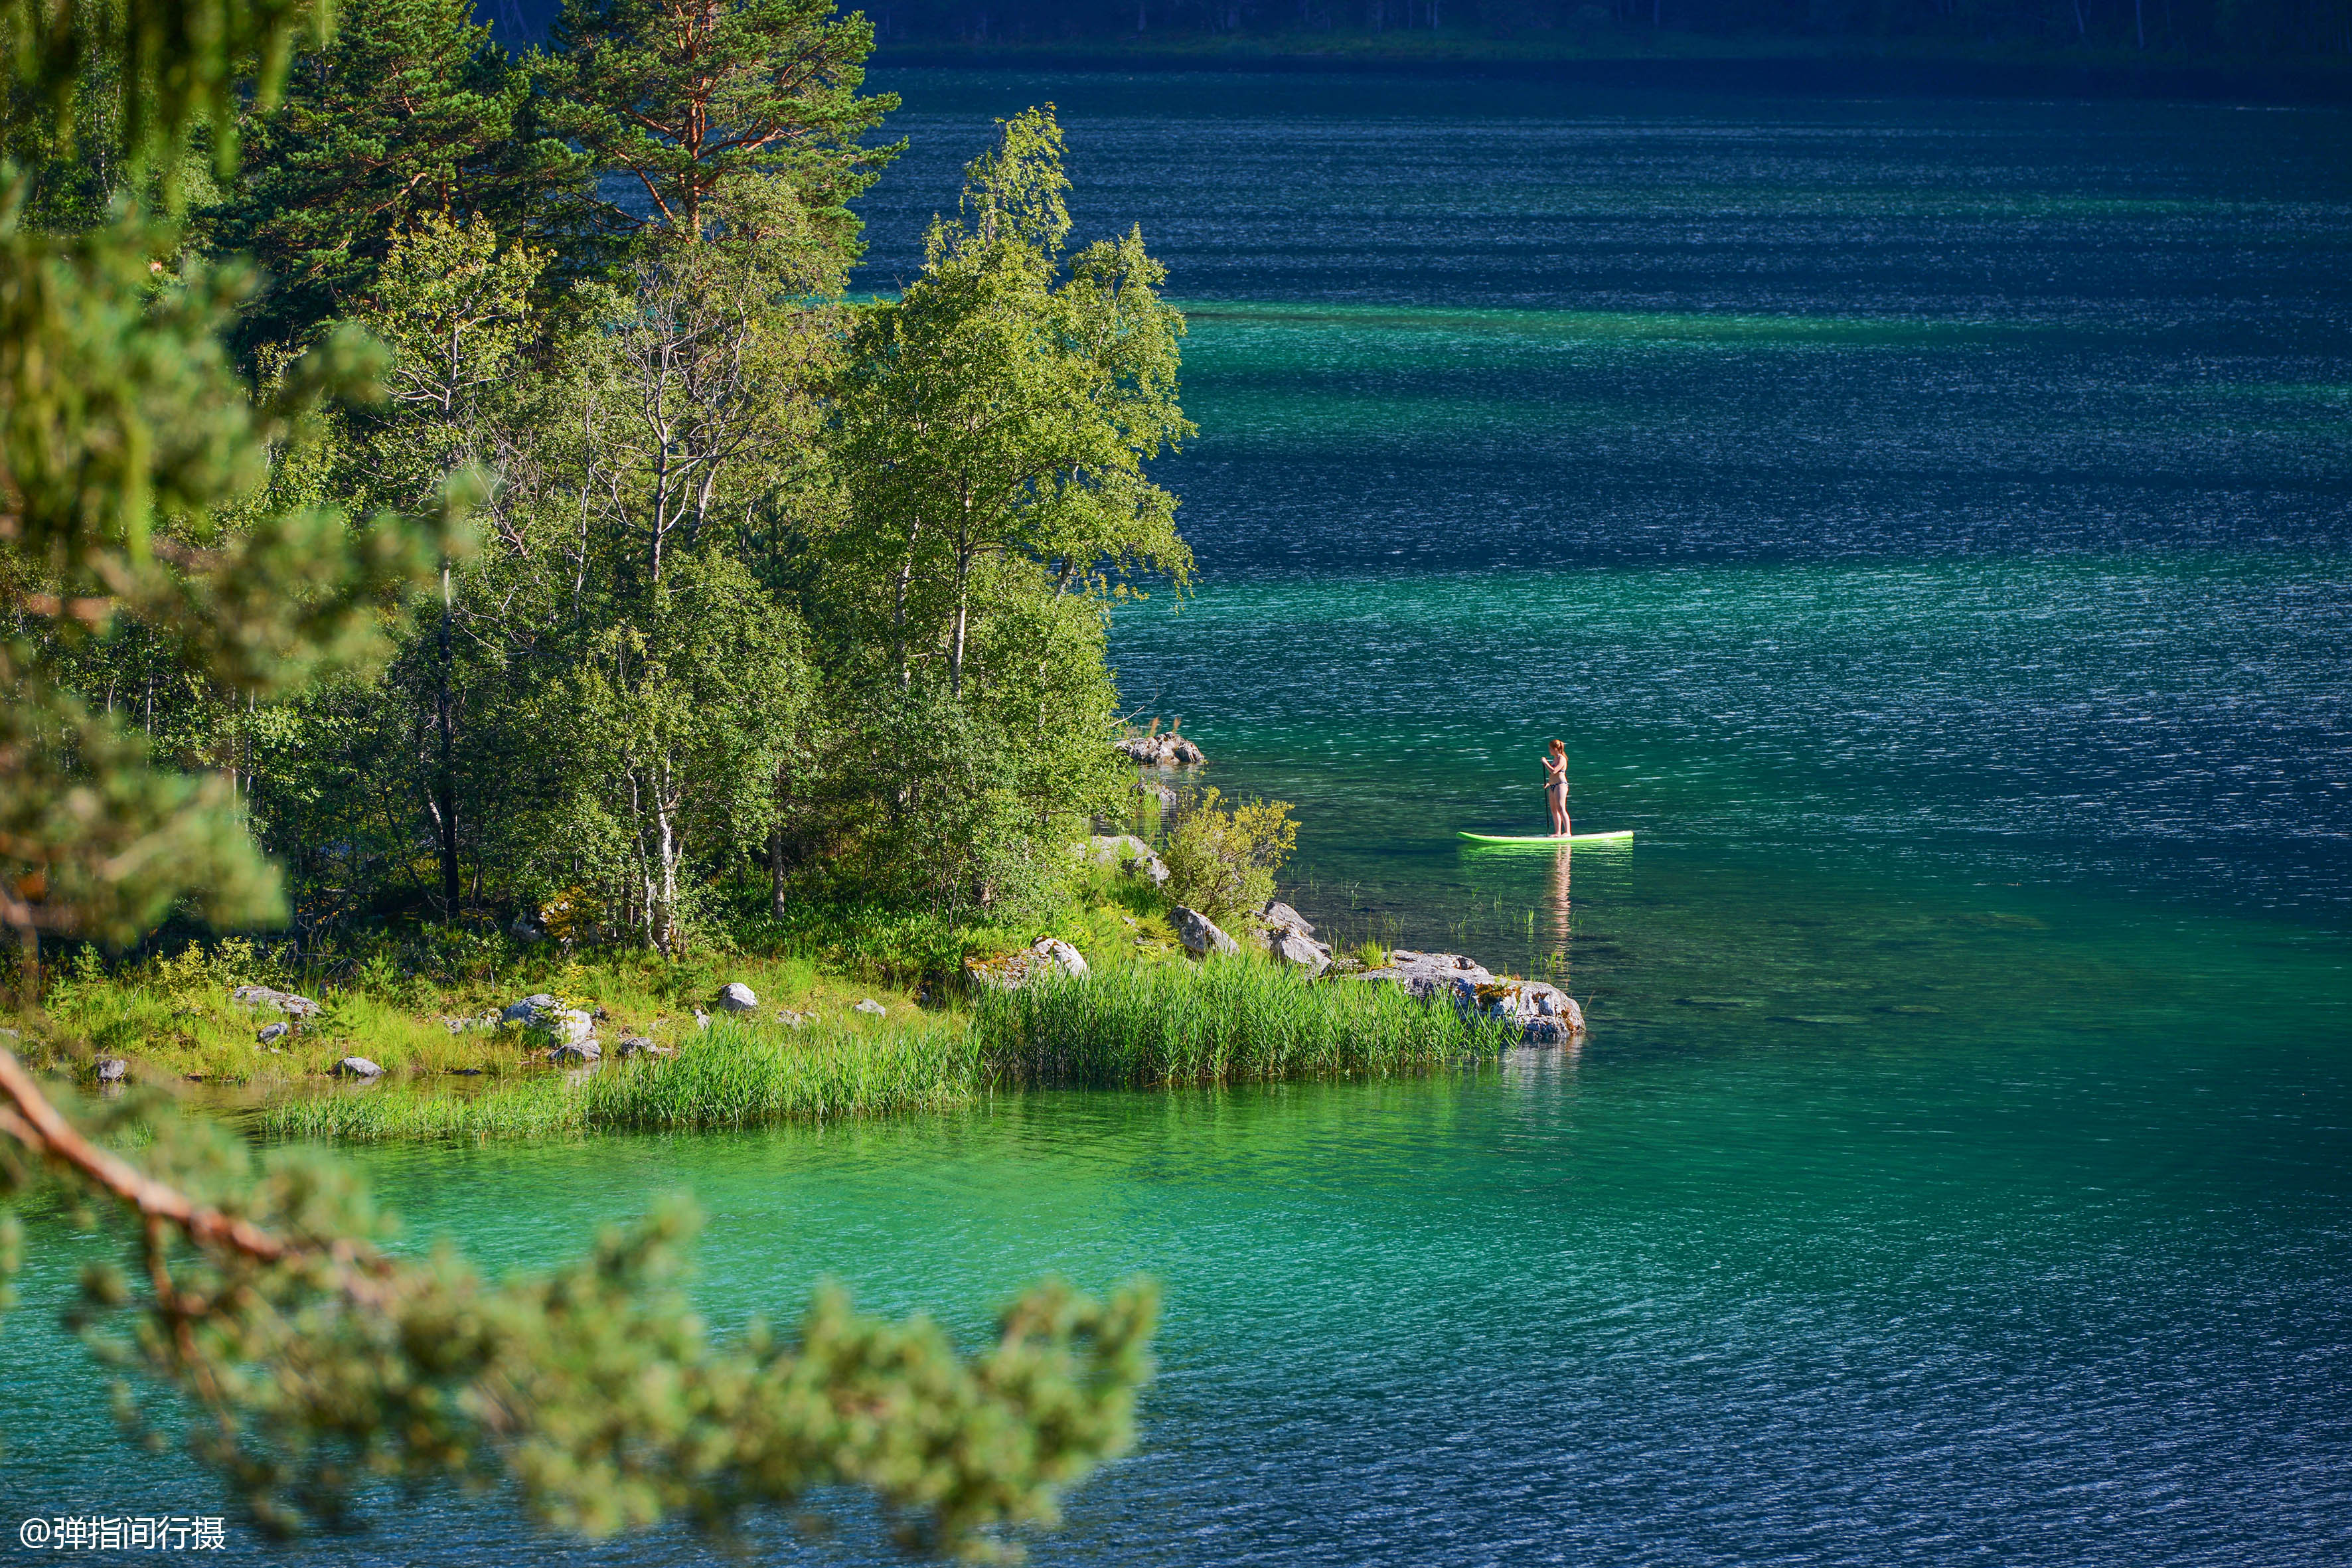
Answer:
[1162, 788, 1297, 923]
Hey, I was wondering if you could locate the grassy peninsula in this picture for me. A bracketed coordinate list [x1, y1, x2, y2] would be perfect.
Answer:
[13, 854, 1516, 1146]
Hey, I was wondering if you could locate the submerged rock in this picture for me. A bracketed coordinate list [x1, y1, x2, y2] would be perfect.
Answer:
[332, 1056, 383, 1079]
[545, 1040, 601, 1065]
[232, 984, 320, 1018]
[716, 982, 759, 1012]
[1172, 905, 1239, 958]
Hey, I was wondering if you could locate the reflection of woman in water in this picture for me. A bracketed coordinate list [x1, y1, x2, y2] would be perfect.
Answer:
[1542, 738, 1570, 837]
[1548, 842, 1573, 964]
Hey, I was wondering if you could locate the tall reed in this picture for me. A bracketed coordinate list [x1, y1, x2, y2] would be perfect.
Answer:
[578, 1018, 979, 1130]
[255, 1017, 980, 1142]
[973, 960, 1515, 1089]
[257, 1077, 586, 1142]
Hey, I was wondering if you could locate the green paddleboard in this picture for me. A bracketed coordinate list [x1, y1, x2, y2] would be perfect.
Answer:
[1458, 829, 1634, 844]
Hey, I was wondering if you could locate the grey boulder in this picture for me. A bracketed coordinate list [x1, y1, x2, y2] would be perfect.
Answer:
[546, 1040, 601, 1065]
[232, 984, 320, 1018]
[331, 1056, 383, 1079]
[1261, 901, 1315, 937]
[716, 982, 759, 1012]
[256, 1022, 289, 1045]
[965, 937, 1092, 992]
[1357, 955, 1586, 1047]
[1085, 833, 1170, 888]
[1478, 980, 1586, 1046]
[1172, 905, 1239, 958]
[503, 994, 594, 1048]
[616, 1036, 671, 1058]
[1115, 734, 1208, 769]
[1254, 900, 1332, 975]
[1358, 949, 1494, 1000]
[1265, 926, 1332, 977]
[854, 998, 886, 1016]
[96, 1057, 127, 1082]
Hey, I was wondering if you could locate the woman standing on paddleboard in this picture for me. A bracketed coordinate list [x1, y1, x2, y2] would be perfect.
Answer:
[1543, 739, 1570, 837]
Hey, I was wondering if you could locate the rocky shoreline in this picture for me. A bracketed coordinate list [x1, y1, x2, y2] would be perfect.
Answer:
[1078, 836, 1585, 1048]
[1116, 732, 1206, 768]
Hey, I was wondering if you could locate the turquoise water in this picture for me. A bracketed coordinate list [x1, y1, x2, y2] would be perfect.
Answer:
[5, 74, 2352, 1563]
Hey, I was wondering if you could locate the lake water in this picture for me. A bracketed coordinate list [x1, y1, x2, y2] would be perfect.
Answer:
[4, 71, 2350, 1565]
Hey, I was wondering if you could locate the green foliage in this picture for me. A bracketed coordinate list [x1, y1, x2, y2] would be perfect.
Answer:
[830, 105, 1192, 702]
[208, 0, 588, 349]
[0, 194, 465, 973]
[817, 680, 1073, 917]
[256, 1012, 979, 1138]
[1, 0, 322, 180]
[542, 0, 898, 243]
[1161, 787, 1298, 925]
[974, 959, 1518, 1088]
[582, 1014, 977, 1127]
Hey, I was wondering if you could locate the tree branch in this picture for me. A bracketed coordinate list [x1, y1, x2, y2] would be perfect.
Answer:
[0, 1046, 394, 1299]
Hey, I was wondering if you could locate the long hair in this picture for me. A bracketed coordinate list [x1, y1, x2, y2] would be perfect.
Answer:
[1547, 738, 1565, 755]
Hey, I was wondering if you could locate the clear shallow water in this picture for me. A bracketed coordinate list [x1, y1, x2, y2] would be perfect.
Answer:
[6, 73, 2352, 1565]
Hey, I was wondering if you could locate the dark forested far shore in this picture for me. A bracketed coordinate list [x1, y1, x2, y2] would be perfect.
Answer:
[872, 39, 2352, 104]
[477, 0, 2352, 80]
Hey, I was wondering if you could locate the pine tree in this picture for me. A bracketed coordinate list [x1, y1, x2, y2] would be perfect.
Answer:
[541, 0, 900, 246]
[209, 0, 588, 349]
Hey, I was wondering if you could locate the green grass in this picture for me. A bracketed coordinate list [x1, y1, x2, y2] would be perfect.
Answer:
[973, 958, 1516, 1089]
[253, 1016, 982, 1143]
[578, 1018, 979, 1130]
[257, 1075, 586, 1141]
[52, 866, 1522, 1142]
[254, 962, 1515, 1142]
[23, 941, 913, 1089]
